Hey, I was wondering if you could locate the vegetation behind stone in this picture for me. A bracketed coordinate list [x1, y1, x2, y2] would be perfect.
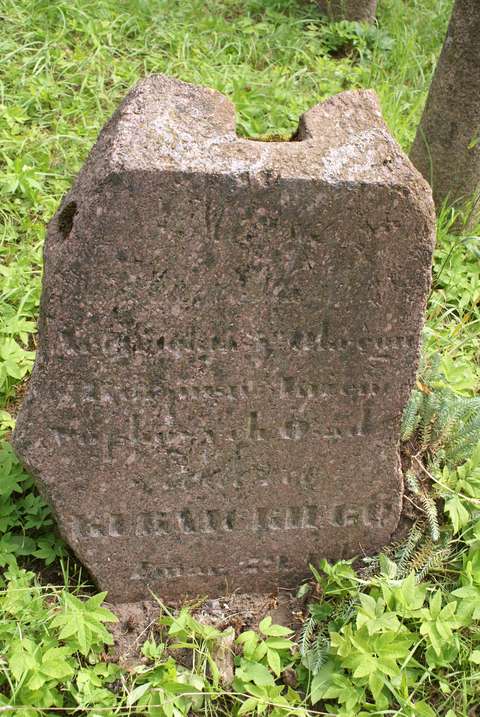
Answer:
[2, 0, 480, 714]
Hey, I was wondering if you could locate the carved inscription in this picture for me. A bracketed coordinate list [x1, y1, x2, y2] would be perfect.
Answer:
[50, 320, 398, 467]
[171, 382, 253, 401]
[130, 555, 293, 582]
[62, 378, 383, 408]
[49, 401, 375, 465]
[130, 466, 321, 492]
[280, 377, 381, 399]
[56, 323, 417, 361]
[72, 498, 393, 539]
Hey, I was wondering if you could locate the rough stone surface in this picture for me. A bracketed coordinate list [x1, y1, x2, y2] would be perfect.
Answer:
[316, 0, 377, 21]
[410, 0, 480, 225]
[13, 75, 435, 602]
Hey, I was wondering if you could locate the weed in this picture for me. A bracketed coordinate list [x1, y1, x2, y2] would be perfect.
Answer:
[3, 0, 480, 714]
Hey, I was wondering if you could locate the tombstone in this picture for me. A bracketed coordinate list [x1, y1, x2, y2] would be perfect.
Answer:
[317, 0, 377, 22]
[13, 76, 435, 602]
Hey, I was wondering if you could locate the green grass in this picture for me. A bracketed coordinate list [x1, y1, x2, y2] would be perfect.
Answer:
[2, 0, 480, 714]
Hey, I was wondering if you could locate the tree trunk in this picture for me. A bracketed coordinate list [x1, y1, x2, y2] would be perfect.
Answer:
[410, 0, 480, 224]
[317, 0, 377, 21]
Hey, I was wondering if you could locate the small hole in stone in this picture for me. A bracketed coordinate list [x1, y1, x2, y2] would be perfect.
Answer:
[58, 201, 78, 240]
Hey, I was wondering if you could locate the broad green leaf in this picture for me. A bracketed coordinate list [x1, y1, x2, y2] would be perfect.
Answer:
[127, 682, 151, 707]
[31, 647, 74, 682]
[264, 637, 293, 649]
[236, 660, 275, 686]
[266, 648, 281, 676]
[237, 629, 258, 658]
[444, 496, 470, 533]
[310, 660, 337, 704]
[238, 696, 259, 715]
[258, 616, 292, 637]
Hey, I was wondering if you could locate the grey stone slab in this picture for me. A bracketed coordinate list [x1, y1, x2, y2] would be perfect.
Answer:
[13, 75, 435, 602]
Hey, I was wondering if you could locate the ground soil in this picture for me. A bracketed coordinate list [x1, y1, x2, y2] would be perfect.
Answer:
[107, 591, 305, 667]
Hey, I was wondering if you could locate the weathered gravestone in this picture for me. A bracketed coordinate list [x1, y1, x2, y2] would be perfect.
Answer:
[13, 76, 435, 602]
[316, 0, 377, 22]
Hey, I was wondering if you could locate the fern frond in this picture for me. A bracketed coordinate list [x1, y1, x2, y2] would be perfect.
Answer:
[429, 391, 458, 448]
[449, 441, 480, 466]
[419, 492, 440, 542]
[419, 391, 436, 427]
[335, 598, 357, 624]
[415, 546, 451, 582]
[299, 613, 318, 656]
[396, 521, 424, 577]
[308, 634, 330, 675]
[405, 471, 421, 495]
[360, 554, 380, 579]
[299, 614, 330, 675]
[405, 538, 436, 579]
[420, 393, 438, 450]
[447, 409, 480, 464]
[401, 390, 422, 441]
[404, 538, 449, 581]
[403, 372, 480, 466]
[424, 352, 442, 382]
[445, 397, 475, 439]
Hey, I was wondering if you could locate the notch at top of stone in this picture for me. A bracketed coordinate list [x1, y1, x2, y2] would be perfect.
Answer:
[88, 74, 432, 190]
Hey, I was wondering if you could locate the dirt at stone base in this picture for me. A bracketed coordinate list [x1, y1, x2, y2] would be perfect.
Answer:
[106, 591, 304, 669]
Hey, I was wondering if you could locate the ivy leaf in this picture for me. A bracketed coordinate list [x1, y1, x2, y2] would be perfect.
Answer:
[8, 638, 38, 680]
[452, 585, 480, 621]
[413, 701, 437, 717]
[0, 442, 27, 497]
[356, 594, 401, 634]
[266, 648, 281, 676]
[322, 672, 365, 711]
[382, 573, 427, 617]
[28, 671, 48, 691]
[368, 669, 385, 702]
[264, 637, 293, 649]
[258, 616, 292, 637]
[41, 646, 74, 679]
[444, 496, 470, 533]
[353, 654, 377, 678]
[127, 682, 151, 707]
[237, 696, 259, 715]
[237, 630, 259, 659]
[236, 660, 275, 686]
[420, 592, 462, 658]
[50, 591, 117, 655]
